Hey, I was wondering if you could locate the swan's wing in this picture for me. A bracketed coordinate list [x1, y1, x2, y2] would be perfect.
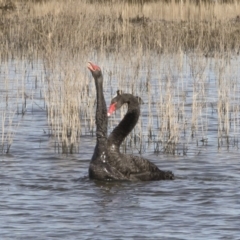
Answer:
[89, 161, 129, 181]
[120, 155, 174, 180]
[129, 171, 174, 181]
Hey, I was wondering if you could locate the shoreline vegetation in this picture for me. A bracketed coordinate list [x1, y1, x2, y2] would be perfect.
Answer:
[1, 0, 240, 56]
[1, 0, 240, 155]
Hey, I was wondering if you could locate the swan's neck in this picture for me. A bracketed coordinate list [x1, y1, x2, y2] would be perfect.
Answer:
[108, 104, 140, 149]
[95, 76, 108, 147]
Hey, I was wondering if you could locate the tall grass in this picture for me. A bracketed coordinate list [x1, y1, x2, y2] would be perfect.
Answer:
[1, 0, 240, 55]
[0, 58, 38, 153]
[43, 60, 96, 153]
[1, 0, 240, 154]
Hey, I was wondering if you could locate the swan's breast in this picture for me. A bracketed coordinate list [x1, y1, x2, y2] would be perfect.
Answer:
[111, 144, 116, 150]
[100, 151, 106, 162]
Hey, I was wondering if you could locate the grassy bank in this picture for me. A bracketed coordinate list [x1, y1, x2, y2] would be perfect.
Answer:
[1, 0, 240, 155]
[1, 0, 240, 56]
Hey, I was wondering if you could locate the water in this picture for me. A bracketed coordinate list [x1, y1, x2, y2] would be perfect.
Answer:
[1, 56, 240, 239]
[1, 105, 240, 239]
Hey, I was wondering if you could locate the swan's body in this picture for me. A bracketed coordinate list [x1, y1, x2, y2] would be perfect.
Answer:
[107, 91, 174, 181]
[88, 62, 174, 181]
[87, 62, 128, 181]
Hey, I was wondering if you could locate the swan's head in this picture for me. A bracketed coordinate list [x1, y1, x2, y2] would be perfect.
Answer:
[87, 62, 102, 78]
[107, 90, 124, 117]
[107, 90, 144, 117]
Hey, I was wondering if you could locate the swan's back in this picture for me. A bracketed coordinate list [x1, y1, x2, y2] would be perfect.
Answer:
[108, 151, 174, 181]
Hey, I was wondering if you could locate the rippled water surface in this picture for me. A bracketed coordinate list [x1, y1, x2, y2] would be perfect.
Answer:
[1, 106, 240, 240]
[1, 56, 240, 239]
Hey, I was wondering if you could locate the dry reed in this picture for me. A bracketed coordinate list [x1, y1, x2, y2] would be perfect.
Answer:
[1, 0, 240, 56]
[1, 0, 240, 155]
[0, 58, 37, 153]
[42, 60, 94, 153]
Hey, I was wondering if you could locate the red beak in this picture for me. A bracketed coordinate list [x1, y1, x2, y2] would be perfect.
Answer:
[107, 103, 117, 117]
[87, 62, 100, 72]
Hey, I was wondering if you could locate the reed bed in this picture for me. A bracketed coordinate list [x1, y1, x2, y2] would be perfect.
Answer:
[1, 0, 240, 56]
[0, 58, 42, 153]
[43, 59, 96, 153]
[1, 0, 240, 155]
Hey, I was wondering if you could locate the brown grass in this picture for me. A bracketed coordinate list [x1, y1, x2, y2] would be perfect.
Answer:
[1, 0, 240, 154]
[1, 0, 240, 56]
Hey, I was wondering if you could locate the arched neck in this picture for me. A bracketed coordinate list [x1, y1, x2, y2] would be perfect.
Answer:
[108, 96, 140, 149]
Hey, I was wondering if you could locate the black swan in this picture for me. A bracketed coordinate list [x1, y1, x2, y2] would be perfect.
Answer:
[107, 90, 174, 181]
[87, 62, 128, 181]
